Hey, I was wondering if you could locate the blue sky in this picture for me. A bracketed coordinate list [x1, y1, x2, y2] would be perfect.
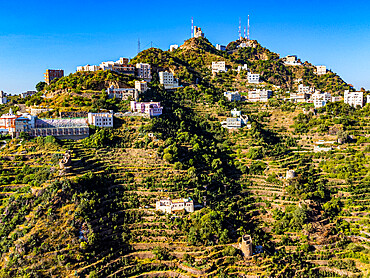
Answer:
[0, 0, 369, 93]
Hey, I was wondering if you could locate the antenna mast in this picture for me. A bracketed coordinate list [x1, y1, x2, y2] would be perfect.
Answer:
[244, 26, 246, 38]
[238, 17, 241, 39]
[191, 17, 194, 38]
[138, 38, 140, 54]
[247, 15, 250, 40]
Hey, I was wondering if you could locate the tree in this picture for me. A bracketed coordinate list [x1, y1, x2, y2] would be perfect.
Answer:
[36, 81, 47, 92]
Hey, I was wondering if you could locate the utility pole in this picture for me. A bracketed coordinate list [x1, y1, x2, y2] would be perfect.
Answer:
[138, 38, 141, 54]
[247, 15, 250, 40]
[191, 17, 194, 38]
[239, 17, 241, 39]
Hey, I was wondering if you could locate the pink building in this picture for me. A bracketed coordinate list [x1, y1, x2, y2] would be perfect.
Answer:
[130, 101, 163, 117]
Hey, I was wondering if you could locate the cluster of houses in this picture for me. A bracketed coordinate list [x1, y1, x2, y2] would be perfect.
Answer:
[290, 85, 368, 108]
[223, 89, 273, 103]
[211, 61, 260, 83]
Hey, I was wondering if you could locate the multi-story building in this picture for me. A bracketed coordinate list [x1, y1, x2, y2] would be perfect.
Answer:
[284, 55, 301, 66]
[76, 65, 100, 72]
[311, 92, 332, 108]
[170, 44, 179, 51]
[130, 101, 163, 117]
[298, 84, 312, 94]
[30, 118, 89, 139]
[224, 91, 241, 102]
[136, 63, 152, 81]
[44, 69, 64, 84]
[88, 112, 113, 128]
[107, 86, 138, 101]
[156, 198, 194, 214]
[221, 109, 249, 129]
[159, 71, 179, 89]
[20, 91, 37, 98]
[290, 92, 310, 103]
[316, 65, 327, 75]
[344, 90, 364, 108]
[0, 91, 8, 104]
[247, 73, 260, 84]
[193, 26, 204, 38]
[216, 44, 226, 51]
[135, 80, 148, 93]
[248, 89, 272, 102]
[212, 61, 226, 74]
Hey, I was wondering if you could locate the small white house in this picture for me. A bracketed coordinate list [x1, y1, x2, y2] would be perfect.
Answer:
[88, 112, 113, 127]
[156, 198, 194, 214]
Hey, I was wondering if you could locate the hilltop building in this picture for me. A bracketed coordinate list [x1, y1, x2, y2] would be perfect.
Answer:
[156, 198, 194, 214]
[88, 112, 113, 128]
[212, 61, 227, 74]
[0, 91, 8, 104]
[247, 73, 260, 84]
[316, 65, 327, 75]
[135, 80, 148, 93]
[44, 69, 64, 84]
[136, 63, 152, 82]
[216, 44, 226, 51]
[170, 44, 179, 51]
[344, 90, 364, 108]
[284, 55, 301, 66]
[100, 58, 135, 75]
[193, 26, 204, 38]
[76, 65, 100, 72]
[159, 71, 180, 89]
[107, 86, 138, 101]
[130, 101, 163, 117]
[224, 91, 241, 102]
[248, 89, 272, 102]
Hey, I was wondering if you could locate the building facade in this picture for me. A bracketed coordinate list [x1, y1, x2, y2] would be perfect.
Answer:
[224, 91, 241, 102]
[170, 44, 179, 51]
[20, 91, 37, 98]
[316, 65, 327, 75]
[88, 112, 113, 127]
[193, 26, 204, 38]
[135, 80, 148, 93]
[156, 198, 194, 214]
[159, 71, 179, 89]
[44, 69, 64, 84]
[216, 44, 226, 51]
[212, 61, 226, 74]
[344, 90, 364, 108]
[107, 86, 138, 100]
[0, 91, 8, 104]
[136, 63, 152, 81]
[248, 89, 272, 102]
[247, 73, 260, 84]
[130, 101, 163, 117]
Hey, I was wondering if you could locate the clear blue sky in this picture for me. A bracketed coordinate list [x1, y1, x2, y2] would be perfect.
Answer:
[0, 0, 369, 94]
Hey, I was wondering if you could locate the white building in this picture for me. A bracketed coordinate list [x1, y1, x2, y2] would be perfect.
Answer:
[298, 84, 313, 94]
[136, 63, 152, 82]
[236, 64, 248, 72]
[216, 44, 226, 51]
[170, 44, 179, 51]
[21, 91, 37, 98]
[88, 112, 113, 127]
[344, 90, 364, 108]
[159, 71, 180, 89]
[367, 95, 370, 105]
[193, 26, 204, 38]
[224, 91, 241, 102]
[248, 89, 272, 102]
[316, 65, 327, 75]
[212, 61, 227, 74]
[107, 86, 138, 100]
[284, 55, 301, 66]
[311, 92, 332, 108]
[0, 91, 8, 105]
[290, 92, 310, 103]
[156, 198, 194, 214]
[135, 80, 148, 93]
[247, 73, 260, 84]
[77, 65, 100, 72]
[231, 108, 241, 117]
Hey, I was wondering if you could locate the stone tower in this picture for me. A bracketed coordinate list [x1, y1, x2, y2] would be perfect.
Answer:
[240, 234, 253, 257]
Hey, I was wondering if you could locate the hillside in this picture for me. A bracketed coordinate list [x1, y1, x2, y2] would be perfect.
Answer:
[0, 37, 369, 277]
